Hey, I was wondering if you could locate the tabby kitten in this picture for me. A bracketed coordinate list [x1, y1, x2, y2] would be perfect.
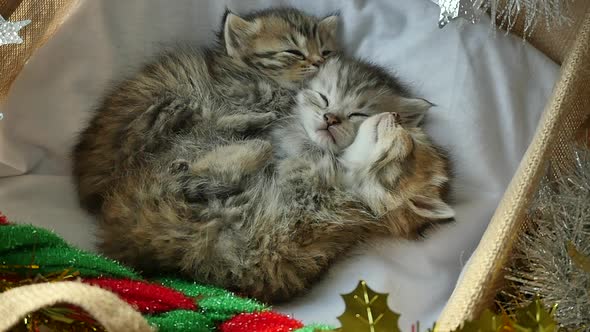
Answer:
[97, 57, 453, 303]
[72, 7, 338, 214]
[271, 56, 432, 159]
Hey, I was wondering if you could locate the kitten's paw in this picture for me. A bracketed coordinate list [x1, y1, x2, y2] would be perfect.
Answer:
[216, 111, 278, 133]
[377, 113, 414, 162]
[169, 159, 190, 173]
[367, 112, 399, 159]
[376, 112, 401, 141]
[342, 112, 411, 172]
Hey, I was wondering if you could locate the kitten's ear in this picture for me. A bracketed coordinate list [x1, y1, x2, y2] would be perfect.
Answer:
[408, 195, 455, 220]
[318, 15, 339, 37]
[223, 11, 259, 57]
[398, 97, 433, 126]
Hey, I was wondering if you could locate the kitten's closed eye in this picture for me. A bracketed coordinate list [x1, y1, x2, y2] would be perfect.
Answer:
[284, 50, 305, 59]
[322, 50, 333, 57]
[303, 90, 329, 109]
[318, 93, 329, 107]
[348, 113, 369, 119]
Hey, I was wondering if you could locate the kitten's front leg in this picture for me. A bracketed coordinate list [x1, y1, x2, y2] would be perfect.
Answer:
[119, 96, 200, 166]
[172, 139, 273, 202]
[216, 112, 277, 134]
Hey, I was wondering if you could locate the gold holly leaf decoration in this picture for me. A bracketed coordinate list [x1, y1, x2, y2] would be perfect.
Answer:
[337, 280, 401, 332]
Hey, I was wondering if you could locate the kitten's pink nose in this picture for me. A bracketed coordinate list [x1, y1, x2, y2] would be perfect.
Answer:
[311, 56, 325, 67]
[323, 112, 340, 126]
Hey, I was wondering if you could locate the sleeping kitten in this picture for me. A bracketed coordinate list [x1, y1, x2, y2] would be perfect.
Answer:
[72, 7, 338, 214]
[97, 57, 453, 303]
[272, 56, 432, 158]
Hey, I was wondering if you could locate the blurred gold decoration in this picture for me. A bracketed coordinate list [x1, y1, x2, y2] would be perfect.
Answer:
[451, 298, 558, 332]
[452, 309, 509, 332]
[337, 280, 401, 332]
[512, 298, 558, 332]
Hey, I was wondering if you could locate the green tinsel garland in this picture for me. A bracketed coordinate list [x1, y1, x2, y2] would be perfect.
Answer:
[0, 222, 333, 331]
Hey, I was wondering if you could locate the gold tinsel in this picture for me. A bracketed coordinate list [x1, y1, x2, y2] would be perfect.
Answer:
[452, 298, 558, 332]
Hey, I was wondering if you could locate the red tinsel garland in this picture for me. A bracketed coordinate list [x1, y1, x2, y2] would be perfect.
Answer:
[83, 277, 197, 314]
[0, 212, 8, 225]
[220, 311, 304, 332]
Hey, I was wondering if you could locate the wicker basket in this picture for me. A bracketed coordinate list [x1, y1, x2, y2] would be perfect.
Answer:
[1, 0, 589, 330]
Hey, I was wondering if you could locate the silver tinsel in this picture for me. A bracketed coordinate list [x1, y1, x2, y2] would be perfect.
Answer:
[504, 144, 590, 330]
[436, 0, 572, 35]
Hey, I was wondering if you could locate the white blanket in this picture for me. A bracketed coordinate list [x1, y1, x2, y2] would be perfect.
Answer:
[0, 0, 558, 329]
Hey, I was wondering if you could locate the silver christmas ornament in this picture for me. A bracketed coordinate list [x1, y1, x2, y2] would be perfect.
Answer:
[436, 0, 570, 34]
[437, 0, 488, 28]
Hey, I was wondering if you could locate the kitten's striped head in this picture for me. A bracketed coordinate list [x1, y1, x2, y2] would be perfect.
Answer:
[296, 56, 432, 153]
[222, 8, 339, 88]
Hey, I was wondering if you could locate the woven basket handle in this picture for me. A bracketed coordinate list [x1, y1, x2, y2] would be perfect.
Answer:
[0, 281, 154, 332]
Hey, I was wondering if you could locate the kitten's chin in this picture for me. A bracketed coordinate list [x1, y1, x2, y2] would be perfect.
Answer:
[312, 129, 344, 153]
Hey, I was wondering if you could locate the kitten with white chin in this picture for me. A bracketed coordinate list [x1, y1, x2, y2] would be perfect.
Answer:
[273, 56, 433, 158]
